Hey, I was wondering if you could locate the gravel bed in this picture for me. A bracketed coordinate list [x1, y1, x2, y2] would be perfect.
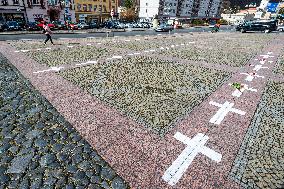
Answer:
[229, 81, 284, 189]
[59, 56, 231, 136]
[273, 51, 284, 75]
[158, 33, 274, 67]
[25, 45, 113, 67]
[0, 53, 129, 189]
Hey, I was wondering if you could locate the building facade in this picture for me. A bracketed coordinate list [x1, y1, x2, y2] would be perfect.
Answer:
[0, 0, 28, 23]
[74, 0, 118, 22]
[139, 0, 222, 20]
[0, 0, 75, 23]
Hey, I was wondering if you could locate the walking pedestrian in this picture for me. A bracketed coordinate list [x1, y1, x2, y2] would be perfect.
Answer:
[43, 21, 54, 45]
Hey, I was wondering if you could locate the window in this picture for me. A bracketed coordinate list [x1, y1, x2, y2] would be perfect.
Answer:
[83, 4, 87, 11]
[33, 0, 40, 4]
[13, 0, 19, 4]
[103, 0, 106, 2]
[99, 5, 102, 11]
[112, 0, 115, 3]
[173, 3, 176, 6]
[169, 3, 172, 6]
[2, 0, 8, 5]
[103, 5, 106, 12]
[146, 2, 148, 6]
[94, 5, 97, 11]
[112, 6, 115, 10]
[77, 3, 81, 11]
[88, 4, 92, 11]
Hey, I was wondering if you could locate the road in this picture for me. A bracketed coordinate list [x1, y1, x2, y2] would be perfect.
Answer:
[0, 26, 236, 41]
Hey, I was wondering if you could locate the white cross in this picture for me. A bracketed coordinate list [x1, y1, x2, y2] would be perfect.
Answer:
[253, 65, 269, 71]
[209, 101, 246, 125]
[229, 84, 257, 97]
[162, 132, 222, 186]
[240, 73, 264, 82]
[33, 66, 64, 74]
[112, 56, 122, 59]
[75, 61, 97, 66]
[260, 54, 274, 59]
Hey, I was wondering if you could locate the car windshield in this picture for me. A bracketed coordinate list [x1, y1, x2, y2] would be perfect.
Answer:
[7, 21, 18, 26]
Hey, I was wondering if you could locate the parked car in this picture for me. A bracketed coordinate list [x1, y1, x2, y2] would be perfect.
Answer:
[4, 21, 22, 31]
[89, 22, 99, 29]
[69, 22, 78, 30]
[155, 23, 174, 32]
[52, 21, 66, 30]
[78, 22, 89, 29]
[25, 22, 41, 31]
[236, 20, 278, 33]
[37, 22, 55, 30]
[277, 24, 284, 32]
[115, 22, 125, 29]
[0, 22, 5, 31]
[103, 21, 118, 29]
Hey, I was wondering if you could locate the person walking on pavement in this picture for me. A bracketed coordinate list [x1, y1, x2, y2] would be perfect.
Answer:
[43, 21, 54, 45]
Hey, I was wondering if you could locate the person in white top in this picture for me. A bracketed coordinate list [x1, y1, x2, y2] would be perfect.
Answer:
[43, 21, 54, 45]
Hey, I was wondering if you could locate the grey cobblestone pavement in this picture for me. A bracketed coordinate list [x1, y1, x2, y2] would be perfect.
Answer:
[229, 81, 284, 189]
[0, 53, 128, 189]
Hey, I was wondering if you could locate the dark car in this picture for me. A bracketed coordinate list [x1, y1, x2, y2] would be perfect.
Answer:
[25, 22, 41, 31]
[155, 23, 174, 32]
[4, 21, 21, 31]
[236, 20, 278, 33]
[89, 22, 99, 29]
[103, 21, 118, 29]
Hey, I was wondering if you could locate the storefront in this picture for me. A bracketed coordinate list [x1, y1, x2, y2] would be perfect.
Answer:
[0, 9, 26, 23]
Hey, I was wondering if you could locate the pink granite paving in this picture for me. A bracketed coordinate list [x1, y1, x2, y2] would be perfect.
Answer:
[0, 36, 283, 189]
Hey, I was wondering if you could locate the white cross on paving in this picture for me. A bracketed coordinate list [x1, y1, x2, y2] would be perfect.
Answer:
[162, 132, 222, 186]
[33, 66, 64, 74]
[253, 65, 269, 71]
[209, 101, 246, 125]
[240, 73, 264, 82]
[260, 54, 274, 59]
[229, 84, 257, 97]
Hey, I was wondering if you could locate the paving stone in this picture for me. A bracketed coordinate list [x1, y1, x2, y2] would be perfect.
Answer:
[101, 166, 116, 181]
[90, 175, 102, 184]
[7, 151, 34, 173]
[40, 154, 56, 167]
[111, 176, 127, 189]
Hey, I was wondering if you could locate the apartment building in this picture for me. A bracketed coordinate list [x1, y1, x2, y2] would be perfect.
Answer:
[74, 0, 118, 22]
[139, 0, 222, 19]
[0, 0, 75, 23]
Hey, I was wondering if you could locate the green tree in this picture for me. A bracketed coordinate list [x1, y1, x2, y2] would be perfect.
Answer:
[124, 0, 133, 9]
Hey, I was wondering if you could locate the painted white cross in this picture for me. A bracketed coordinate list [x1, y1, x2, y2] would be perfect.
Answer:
[253, 65, 269, 71]
[260, 54, 274, 59]
[209, 101, 246, 125]
[229, 84, 257, 97]
[240, 73, 264, 82]
[162, 132, 222, 186]
[75, 60, 97, 66]
[33, 66, 64, 74]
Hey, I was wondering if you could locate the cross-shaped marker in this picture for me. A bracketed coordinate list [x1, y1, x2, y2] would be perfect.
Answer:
[240, 73, 264, 82]
[162, 132, 222, 186]
[253, 65, 269, 71]
[229, 84, 257, 97]
[33, 66, 64, 74]
[260, 54, 274, 59]
[209, 101, 246, 125]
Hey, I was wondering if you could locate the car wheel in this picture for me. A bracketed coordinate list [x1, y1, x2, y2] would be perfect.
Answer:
[241, 28, 246, 33]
